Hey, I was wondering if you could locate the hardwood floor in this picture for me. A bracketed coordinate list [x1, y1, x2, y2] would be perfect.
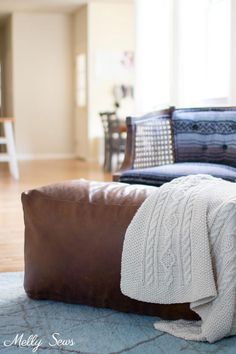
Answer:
[0, 159, 112, 272]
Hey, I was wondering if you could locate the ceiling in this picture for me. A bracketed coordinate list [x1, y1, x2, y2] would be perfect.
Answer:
[0, 0, 132, 16]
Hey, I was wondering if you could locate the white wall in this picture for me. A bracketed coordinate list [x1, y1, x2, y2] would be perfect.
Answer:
[12, 13, 74, 158]
[74, 6, 89, 160]
[3, 4, 134, 160]
[73, 2, 135, 161]
[88, 2, 135, 140]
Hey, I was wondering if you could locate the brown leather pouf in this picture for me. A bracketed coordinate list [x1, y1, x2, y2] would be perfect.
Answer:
[22, 179, 198, 321]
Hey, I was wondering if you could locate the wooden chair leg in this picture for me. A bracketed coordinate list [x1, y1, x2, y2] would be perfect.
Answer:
[104, 140, 110, 171]
[4, 121, 19, 180]
[108, 153, 113, 172]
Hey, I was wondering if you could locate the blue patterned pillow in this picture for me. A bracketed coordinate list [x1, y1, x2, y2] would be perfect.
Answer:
[172, 108, 236, 167]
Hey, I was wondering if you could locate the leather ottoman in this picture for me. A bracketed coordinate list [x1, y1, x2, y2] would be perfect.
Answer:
[21, 179, 198, 320]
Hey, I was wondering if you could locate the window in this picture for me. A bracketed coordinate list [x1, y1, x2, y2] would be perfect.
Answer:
[177, 0, 230, 106]
[135, 0, 172, 114]
[135, 0, 231, 111]
[205, 0, 230, 102]
[76, 54, 86, 107]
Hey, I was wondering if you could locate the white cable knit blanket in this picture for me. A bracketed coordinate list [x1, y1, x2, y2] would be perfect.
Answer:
[120, 175, 236, 343]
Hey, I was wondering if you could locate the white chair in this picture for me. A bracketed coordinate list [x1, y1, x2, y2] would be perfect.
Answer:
[0, 117, 19, 180]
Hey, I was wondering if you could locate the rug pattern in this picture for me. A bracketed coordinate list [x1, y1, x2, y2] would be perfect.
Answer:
[0, 273, 236, 353]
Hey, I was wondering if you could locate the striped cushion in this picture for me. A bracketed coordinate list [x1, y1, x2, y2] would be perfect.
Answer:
[172, 108, 236, 167]
[119, 162, 236, 187]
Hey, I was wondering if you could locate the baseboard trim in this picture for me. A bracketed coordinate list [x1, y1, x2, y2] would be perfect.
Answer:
[17, 153, 77, 161]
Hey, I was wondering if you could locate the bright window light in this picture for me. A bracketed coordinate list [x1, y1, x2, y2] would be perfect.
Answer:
[135, 0, 172, 114]
[76, 54, 86, 107]
[135, 0, 231, 111]
[177, 0, 230, 106]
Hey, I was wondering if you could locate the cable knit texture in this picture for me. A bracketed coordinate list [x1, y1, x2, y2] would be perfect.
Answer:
[120, 175, 236, 343]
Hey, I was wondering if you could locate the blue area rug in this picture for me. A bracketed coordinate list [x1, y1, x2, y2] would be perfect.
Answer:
[0, 273, 236, 353]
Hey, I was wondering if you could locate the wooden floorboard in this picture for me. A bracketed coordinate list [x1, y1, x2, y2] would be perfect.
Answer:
[0, 160, 112, 272]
